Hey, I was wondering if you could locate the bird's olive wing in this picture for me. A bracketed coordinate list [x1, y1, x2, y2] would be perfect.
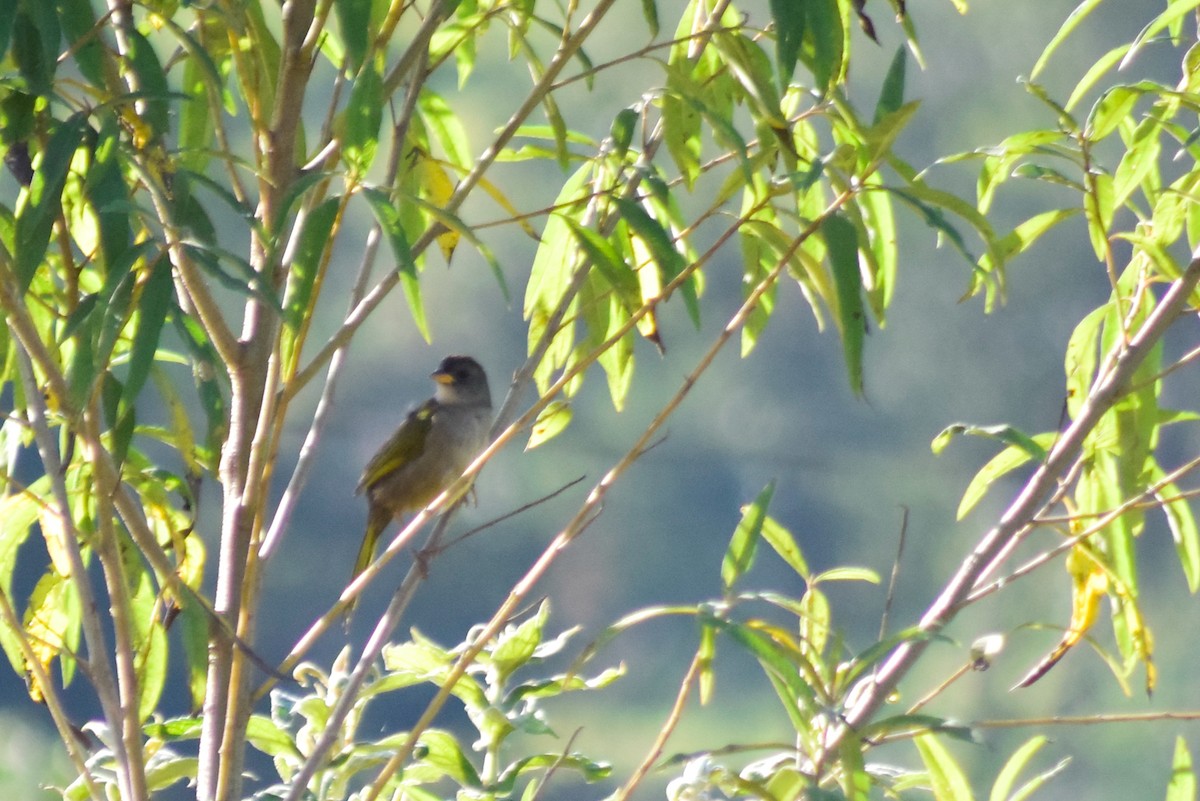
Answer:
[356, 399, 436, 492]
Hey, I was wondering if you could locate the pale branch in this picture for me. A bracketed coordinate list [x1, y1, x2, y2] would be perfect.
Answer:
[10, 345, 134, 800]
[199, 0, 326, 784]
[260, 44, 424, 562]
[833, 251, 1200, 748]
[967, 450, 1200, 605]
[382, 0, 454, 96]
[613, 650, 705, 801]
[121, 155, 241, 367]
[0, 589, 103, 801]
[260, 492, 453, 701]
[260, 224, 386, 561]
[84, 409, 150, 801]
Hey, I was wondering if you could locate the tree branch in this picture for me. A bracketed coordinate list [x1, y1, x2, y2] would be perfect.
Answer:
[833, 251, 1200, 745]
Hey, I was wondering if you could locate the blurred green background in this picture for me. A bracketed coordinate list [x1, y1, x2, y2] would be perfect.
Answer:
[6, 1, 1200, 798]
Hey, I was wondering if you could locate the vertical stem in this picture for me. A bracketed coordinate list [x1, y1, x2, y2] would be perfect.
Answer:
[200, 0, 321, 795]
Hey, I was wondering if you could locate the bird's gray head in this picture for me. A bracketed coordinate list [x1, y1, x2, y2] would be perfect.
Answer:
[432, 355, 492, 407]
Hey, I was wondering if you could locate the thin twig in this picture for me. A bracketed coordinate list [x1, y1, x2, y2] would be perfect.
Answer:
[972, 710, 1200, 728]
[878, 506, 908, 642]
[523, 728, 584, 801]
[434, 475, 587, 552]
[613, 651, 705, 801]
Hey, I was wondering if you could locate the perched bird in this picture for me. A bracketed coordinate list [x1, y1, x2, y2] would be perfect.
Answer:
[351, 355, 493, 585]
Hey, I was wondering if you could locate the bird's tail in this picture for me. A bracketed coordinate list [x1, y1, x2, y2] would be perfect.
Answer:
[345, 507, 388, 628]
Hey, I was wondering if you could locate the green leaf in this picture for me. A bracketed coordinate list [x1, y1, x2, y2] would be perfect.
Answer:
[15, 113, 89, 291]
[281, 197, 339, 370]
[709, 616, 818, 722]
[170, 16, 232, 174]
[417, 729, 483, 788]
[343, 57, 384, 175]
[613, 196, 686, 278]
[86, 119, 135, 273]
[0, 485, 41, 674]
[1065, 305, 1106, 419]
[11, 4, 59, 96]
[392, 188, 508, 299]
[662, 62, 703, 188]
[491, 601, 549, 683]
[915, 732, 975, 801]
[712, 30, 787, 129]
[419, 89, 472, 170]
[840, 728, 870, 801]
[1166, 737, 1195, 801]
[979, 209, 1080, 280]
[1084, 171, 1115, 260]
[130, 583, 168, 722]
[362, 187, 430, 341]
[956, 433, 1059, 520]
[812, 566, 880, 584]
[1112, 116, 1162, 211]
[874, 46, 907, 124]
[0, 1, 15, 62]
[25, 570, 83, 697]
[769, 0, 804, 90]
[760, 514, 809, 580]
[566, 220, 640, 310]
[859, 713, 972, 743]
[57, 0, 105, 87]
[823, 213, 866, 396]
[334, 0, 373, 71]
[858, 173, 898, 318]
[609, 107, 638, 160]
[799, 585, 830, 658]
[639, 0, 659, 36]
[1149, 465, 1200, 594]
[125, 27, 171, 140]
[739, 215, 779, 357]
[722, 481, 775, 593]
[803, 0, 847, 95]
[173, 315, 229, 457]
[123, 255, 174, 416]
[1030, 0, 1105, 81]
[524, 163, 591, 386]
[526, 401, 571, 450]
[1087, 84, 1141, 141]
[244, 714, 302, 758]
[973, 128, 1065, 213]
[988, 736, 1065, 801]
[931, 423, 1047, 461]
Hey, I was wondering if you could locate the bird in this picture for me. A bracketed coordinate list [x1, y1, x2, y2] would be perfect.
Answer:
[350, 355, 493, 587]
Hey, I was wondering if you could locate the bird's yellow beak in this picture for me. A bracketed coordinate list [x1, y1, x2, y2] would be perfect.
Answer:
[431, 370, 454, 385]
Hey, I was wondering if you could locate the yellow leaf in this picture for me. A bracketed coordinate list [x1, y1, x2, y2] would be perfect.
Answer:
[418, 158, 460, 262]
